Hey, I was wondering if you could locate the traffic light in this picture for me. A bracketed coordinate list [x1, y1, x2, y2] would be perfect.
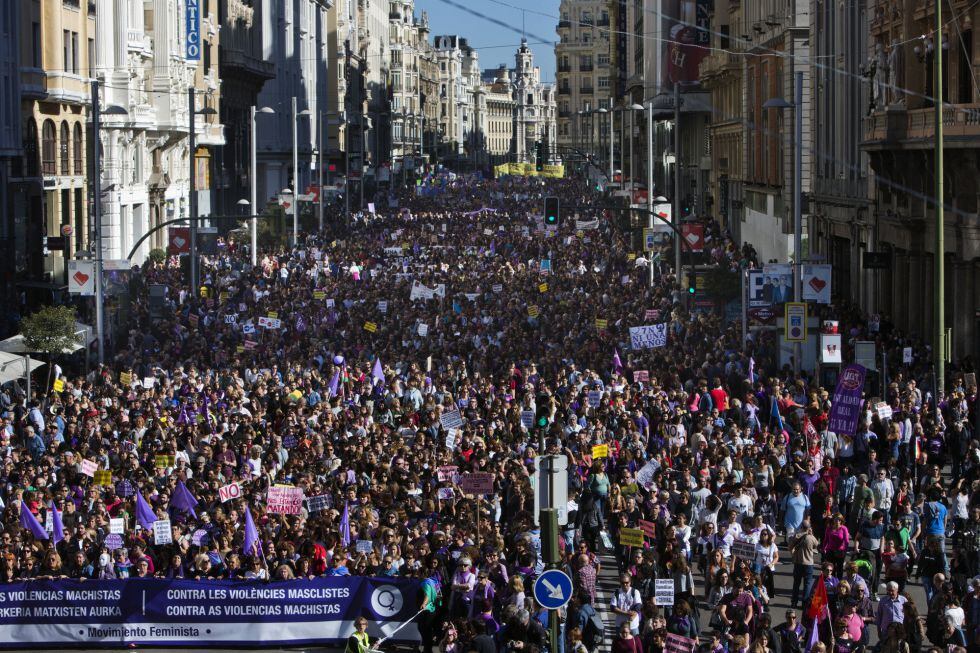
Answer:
[688, 283, 696, 295]
[535, 141, 544, 172]
[544, 196, 560, 226]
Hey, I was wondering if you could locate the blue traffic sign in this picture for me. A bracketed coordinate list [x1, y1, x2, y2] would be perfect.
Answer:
[533, 569, 574, 610]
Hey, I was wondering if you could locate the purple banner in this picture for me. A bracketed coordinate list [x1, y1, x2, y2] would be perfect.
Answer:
[827, 363, 867, 436]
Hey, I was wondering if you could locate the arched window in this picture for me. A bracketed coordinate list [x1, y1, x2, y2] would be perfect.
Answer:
[24, 119, 39, 177]
[73, 123, 83, 175]
[60, 122, 70, 175]
[41, 120, 56, 175]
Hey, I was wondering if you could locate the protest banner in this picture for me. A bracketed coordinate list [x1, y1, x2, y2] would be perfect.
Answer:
[591, 444, 609, 459]
[731, 539, 758, 561]
[153, 519, 173, 545]
[459, 473, 494, 495]
[267, 487, 304, 515]
[306, 494, 332, 514]
[654, 579, 675, 606]
[0, 577, 422, 647]
[618, 528, 644, 547]
[52, 379, 65, 393]
[595, 318, 608, 329]
[439, 409, 464, 431]
[527, 305, 540, 319]
[109, 518, 125, 535]
[633, 370, 650, 383]
[257, 316, 281, 330]
[436, 466, 458, 483]
[587, 390, 602, 407]
[520, 410, 535, 428]
[80, 459, 98, 478]
[363, 321, 378, 333]
[417, 323, 428, 337]
[355, 540, 374, 554]
[828, 364, 867, 436]
[94, 471, 112, 486]
[665, 633, 696, 653]
[629, 324, 668, 349]
[538, 283, 548, 293]
[218, 483, 242, 503]
[638, 519, 657, 539]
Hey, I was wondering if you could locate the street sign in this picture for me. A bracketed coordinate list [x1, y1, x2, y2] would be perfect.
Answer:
[534, 455, 569, 526]
[533, 569, 573, 610]
[785, 302, 806, 342]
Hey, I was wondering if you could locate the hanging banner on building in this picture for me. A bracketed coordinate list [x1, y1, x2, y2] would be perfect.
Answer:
[0, 577, 421, 648]
[185, 0, 201, 61]
[68, 261, 96, 296]
[828, 364, 867, 436]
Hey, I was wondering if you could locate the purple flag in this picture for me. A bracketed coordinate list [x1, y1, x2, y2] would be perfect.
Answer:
[19, 501, 48, 540]
[327, 371, 340, 397]
[371, 358, 385, 386]
[612, 349, 623, 375]
[171, 481, 199, 518]
[50, 501, 64, 545]
[748, 357, 755, 383]
[243, 507, 260, 557]
[827, 364, 867, 436]
[135, 491, 158, 530]
[805, 616, 820, 652]
[340, 501, 351, 547]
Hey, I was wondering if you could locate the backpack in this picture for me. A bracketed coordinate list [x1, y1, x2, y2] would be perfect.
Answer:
[583, 609, 605, 650]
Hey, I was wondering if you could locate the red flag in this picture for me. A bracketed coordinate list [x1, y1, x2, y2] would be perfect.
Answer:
[806, 573, 829, 622]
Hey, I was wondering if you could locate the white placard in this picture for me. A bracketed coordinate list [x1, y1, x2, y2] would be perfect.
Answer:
[629, 324, 668, 349]
[439, 408, 464, 431]
[801, 264, 832, 304]
[218, 482, 242, 503]
[520, 410, 536, 429]
[903, 347, 913, 364]
[153, 519, 173, 545]
[417, 323, 429, 337]
[109, 518, 125, 534]
[654, 579, 675, 606]
[80, 459, 98, 478]
[68, 260, 96, 296]
[821, 333, 843, 364]
[257, 316, 282, 330]
[378, 301, 389, 314]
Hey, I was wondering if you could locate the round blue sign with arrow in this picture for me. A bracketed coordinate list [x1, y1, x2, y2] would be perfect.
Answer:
[533, 569, 574, 610]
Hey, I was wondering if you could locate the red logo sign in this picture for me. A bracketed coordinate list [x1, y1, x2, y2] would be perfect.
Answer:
[681, 223, 704, 253]
[168, 227, 190, 254]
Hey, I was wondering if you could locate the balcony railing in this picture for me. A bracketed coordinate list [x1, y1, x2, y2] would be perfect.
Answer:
[579, 64, 594, 72]
[597, 17, 609, 26]
[557, 64, 571, 73]
[558, 86, 571, 95]
[558, 110, 571, 118]
[558, 20, 571, 29]
[580, 86, 594, 94]
[63, 0, 80, 8]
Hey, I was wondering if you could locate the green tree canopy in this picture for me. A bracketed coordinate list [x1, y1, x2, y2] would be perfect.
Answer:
[20, 305, 80, 355]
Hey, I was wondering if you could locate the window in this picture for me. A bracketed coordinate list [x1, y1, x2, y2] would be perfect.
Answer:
[60, 122, 70, 175]
[598, 76, 610, 88]
[64, 30, 71, 72]
[42, 120, 56, 175]
[88, 38, 95, 78]
[598, 53, 609, 66]
[73, 123, 83, 175]
[71, 32, 79, 73]
[203, 39, 211, 71]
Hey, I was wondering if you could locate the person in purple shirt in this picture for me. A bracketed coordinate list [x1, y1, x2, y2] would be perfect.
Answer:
[798, 459, 821, 495]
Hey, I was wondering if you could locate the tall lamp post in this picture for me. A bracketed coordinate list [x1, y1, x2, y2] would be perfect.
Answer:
[249, 105, 275, 266]
[651, 90, 684, 294]
[627, 103, 644, 192]
[764, 71, 804, 375]
[291, 97, 312, 247]
[89, 80, 128, 366]
[188, 87, 217, 292]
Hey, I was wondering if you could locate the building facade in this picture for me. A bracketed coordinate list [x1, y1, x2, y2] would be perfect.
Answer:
[20, 0, 95, 289]
[0, 0, 21, 317]
[388, 0, 427, 176]
[862, 0, 980, 359]
[512, 39, 557, 165]
[555, 0, 612, 159]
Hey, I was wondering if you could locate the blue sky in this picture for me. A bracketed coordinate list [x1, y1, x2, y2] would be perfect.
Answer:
[414, 0, 561, 82]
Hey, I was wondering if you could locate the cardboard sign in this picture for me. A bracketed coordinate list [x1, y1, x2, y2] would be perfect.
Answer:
[104, 533, 123, 550]
[665, 633, 696, 653]
[520, 410, 536, 429]
[638, 519, 657, 539]
[437, 487, 455, 501]
[119, 372, 133, 386]
[538, 283, 548, 293]
[595, 318, 608, 329]
[417, 323, 429, 337]
[633, 370, 650, 383]
[363, 321, 378, 333]
[94, 470, 112, 486]
[875, 402, 893, 420]
[52, 379, 65, 393]
[439, 409, 464, 431]
[306, 494, 332, 513]
[154, 454, 175, 469]
[903, 347, 913, 364]
[527, 305, 540, 319]
[356, 540, 374, 553]
[732, 539, 757, 560]
[966, 372, 977, 391]
[218, 482, 242, 503]
[591, 444, 609, 459]
[267, 486, 304, 514]
[437, 466, 459, 483]
[153, 519, 173, 545]
[587, 390, 602, 407]
[619, 527, 644, 547]
[257, 316, 281, 330]
[80, 459, 98, 478]
[109, 518, 125, 534]
[378, 301, 389, 314]
[655, 579, 675, 606]
[459, 472, 494, 495]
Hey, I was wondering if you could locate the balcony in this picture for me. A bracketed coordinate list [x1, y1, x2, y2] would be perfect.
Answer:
[580, 86, 594, 95]
[558, 110, 571, 118]
[597, 17, 609, 27]
[221, 48, 276, 81]
[63, 0, 80, 8]
[862, 104, 980, 149]
[87, 0, 96, 13]
[579, 64, 593, 72]
[557, 64, 571, 73]
[558, 20, 571, 29]
[558, 86, 570, 95]
[580, 17, 594, 26]
[389, 11, 402, 20]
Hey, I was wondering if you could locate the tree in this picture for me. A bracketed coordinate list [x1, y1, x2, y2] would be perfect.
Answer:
[701, 267, 741, 305]
[20, 305, 80, 393]
[148, 248, 166, 265]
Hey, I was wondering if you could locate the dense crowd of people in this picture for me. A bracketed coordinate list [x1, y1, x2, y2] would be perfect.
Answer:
[1, 173, 978, 653]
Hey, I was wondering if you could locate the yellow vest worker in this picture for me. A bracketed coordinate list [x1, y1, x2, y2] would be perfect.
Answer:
[346, 618, 371, 653]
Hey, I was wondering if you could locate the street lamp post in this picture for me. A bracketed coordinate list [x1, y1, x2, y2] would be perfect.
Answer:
[764, 71, 804, 375]
[250, 105, 275, 266]
[89, 80, 127, 366]
[604, 107, 613, 184]
[188, 87, 217, 292]
[291, 97, 312, 247]
[628, 103, 644, 192]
